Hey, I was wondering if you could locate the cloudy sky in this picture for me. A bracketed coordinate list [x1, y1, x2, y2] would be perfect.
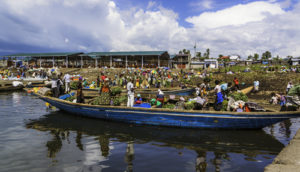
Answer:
[0, 0, 299, 58]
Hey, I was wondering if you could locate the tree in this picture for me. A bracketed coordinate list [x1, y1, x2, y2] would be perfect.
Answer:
[262, 51, 272, 60]
[247, 55, 253, 60]
[253, 53, 259, 61]
[218, 54, 223, 58]
[204, 48, 210, 59]
[196, 52, 201, 58]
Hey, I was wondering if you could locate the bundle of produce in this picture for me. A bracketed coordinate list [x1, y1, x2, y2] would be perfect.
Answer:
[229, 92, 248, 102]
[91, 93, 111, 105]
[70, 81, 78, 90]
[288, 85, 300, 96]
[66, 96, 76, 102]
[110, 86, 122, 96]
[184, 100, 196, 110]
[162, 103, 176, 109]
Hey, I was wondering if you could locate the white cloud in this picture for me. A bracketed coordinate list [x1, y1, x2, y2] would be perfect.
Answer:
[189, 0, 214, 11]
[0, 0, 299, 58]
[186, 1, 285, 28]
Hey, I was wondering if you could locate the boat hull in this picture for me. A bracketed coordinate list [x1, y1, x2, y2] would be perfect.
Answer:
[38, 95, 300, 129]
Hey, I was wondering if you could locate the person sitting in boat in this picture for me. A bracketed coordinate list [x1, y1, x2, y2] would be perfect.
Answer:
[181, 83, 187, 89]
[99, 78, 111, 95]
[150, 98, 162, 108]
[214, 80, 223, 111]
[195, 84, 200, 96]
[76, 77, 84, 103]
[156, 89, 165, 105]
[194, 95, 207, 110]
[135, 94, 142, 104]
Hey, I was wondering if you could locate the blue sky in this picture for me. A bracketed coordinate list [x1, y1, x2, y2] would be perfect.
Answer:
[0, 0, 299, 57]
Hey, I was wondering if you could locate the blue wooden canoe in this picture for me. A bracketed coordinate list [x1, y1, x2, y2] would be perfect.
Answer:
[37, 94, 300, 129]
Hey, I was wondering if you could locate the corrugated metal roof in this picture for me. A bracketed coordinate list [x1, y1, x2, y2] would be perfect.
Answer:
[86, 51, 168, 57]
[3, 52, 83, 57]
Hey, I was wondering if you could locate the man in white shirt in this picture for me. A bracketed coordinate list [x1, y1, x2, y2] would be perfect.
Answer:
[63, 73, 71, 93]
[127, 79, 134, 107]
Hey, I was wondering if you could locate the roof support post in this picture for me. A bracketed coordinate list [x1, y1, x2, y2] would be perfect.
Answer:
[95, 58, 98, 68]
[39, 56, 41, 68]
[126, 56, 128, 69]
[66, 56, 68, 68]
[110, 56, 112, 68]
[81, 56, 83, 68]
[142, 56, 144, 68]
[15, 57, 17, 68]
[52, 56, 54, 68]
[158, 55, 160, 68]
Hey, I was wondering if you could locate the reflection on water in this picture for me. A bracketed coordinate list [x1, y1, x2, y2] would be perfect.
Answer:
[1, 92, 300, 172]
[25, 111, 286, 172]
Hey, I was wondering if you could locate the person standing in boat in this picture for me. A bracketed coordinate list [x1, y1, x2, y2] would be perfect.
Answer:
[76, 77, 84, 103]
[63, 73, 71, 93]
[96, 75, 100, 88]
[156, 89, 165, 105]
[214, 80, 223, 111]
[51, 76, 59, 98]
[286, 81, 293, 94]
[127, 79, 135, 107]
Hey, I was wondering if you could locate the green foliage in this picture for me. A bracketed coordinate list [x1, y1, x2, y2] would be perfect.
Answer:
[110, 86, 122, 96]
[184, 101, 196, 110]
[70, 81, 78, 90]
[113, 98, 120, 106]
[229, 92, 248, 102]
[119, 96, 127, 103]
[162, 103, 176, 109]
[221, 100, 228, 111]
[254, 53, 259, 61]
[262, 51, 272, 60]
[65, 96, 75, 102]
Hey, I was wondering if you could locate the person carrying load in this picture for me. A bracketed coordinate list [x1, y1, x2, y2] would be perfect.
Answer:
[214, 80, 223, 111]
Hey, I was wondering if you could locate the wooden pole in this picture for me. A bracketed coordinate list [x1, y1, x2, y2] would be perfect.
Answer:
[52, 56, 54, 67]
[66, 56, 68, 68]
[126, 56, 128, 69]
[110, 56, 112, 68]
[158, 55, 160, 68]
[142, 56, 144, 68]
[81, 56, 83, 68]
[40, 56, 41, 68]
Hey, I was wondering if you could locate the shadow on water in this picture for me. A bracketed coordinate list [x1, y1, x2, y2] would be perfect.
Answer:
[23, 108, 291, 172]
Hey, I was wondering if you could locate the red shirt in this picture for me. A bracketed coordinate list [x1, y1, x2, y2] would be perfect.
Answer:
[234, 79, 239, 85]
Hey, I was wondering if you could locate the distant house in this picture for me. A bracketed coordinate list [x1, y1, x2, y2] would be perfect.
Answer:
[190, 59, 205, 69]
[171, 54, 190, 69]
[219, 55, 240, 61]
[229, 55, 241, 61]
[291, 58, 300, 66]
[204, 59, 218, 69]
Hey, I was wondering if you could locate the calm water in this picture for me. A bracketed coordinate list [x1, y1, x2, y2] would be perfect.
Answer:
[1, 92, 300, 172]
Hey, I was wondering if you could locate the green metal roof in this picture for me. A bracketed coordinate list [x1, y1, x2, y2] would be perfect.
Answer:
[3, 52, 83, 57]
[85, 51, 168, 57]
